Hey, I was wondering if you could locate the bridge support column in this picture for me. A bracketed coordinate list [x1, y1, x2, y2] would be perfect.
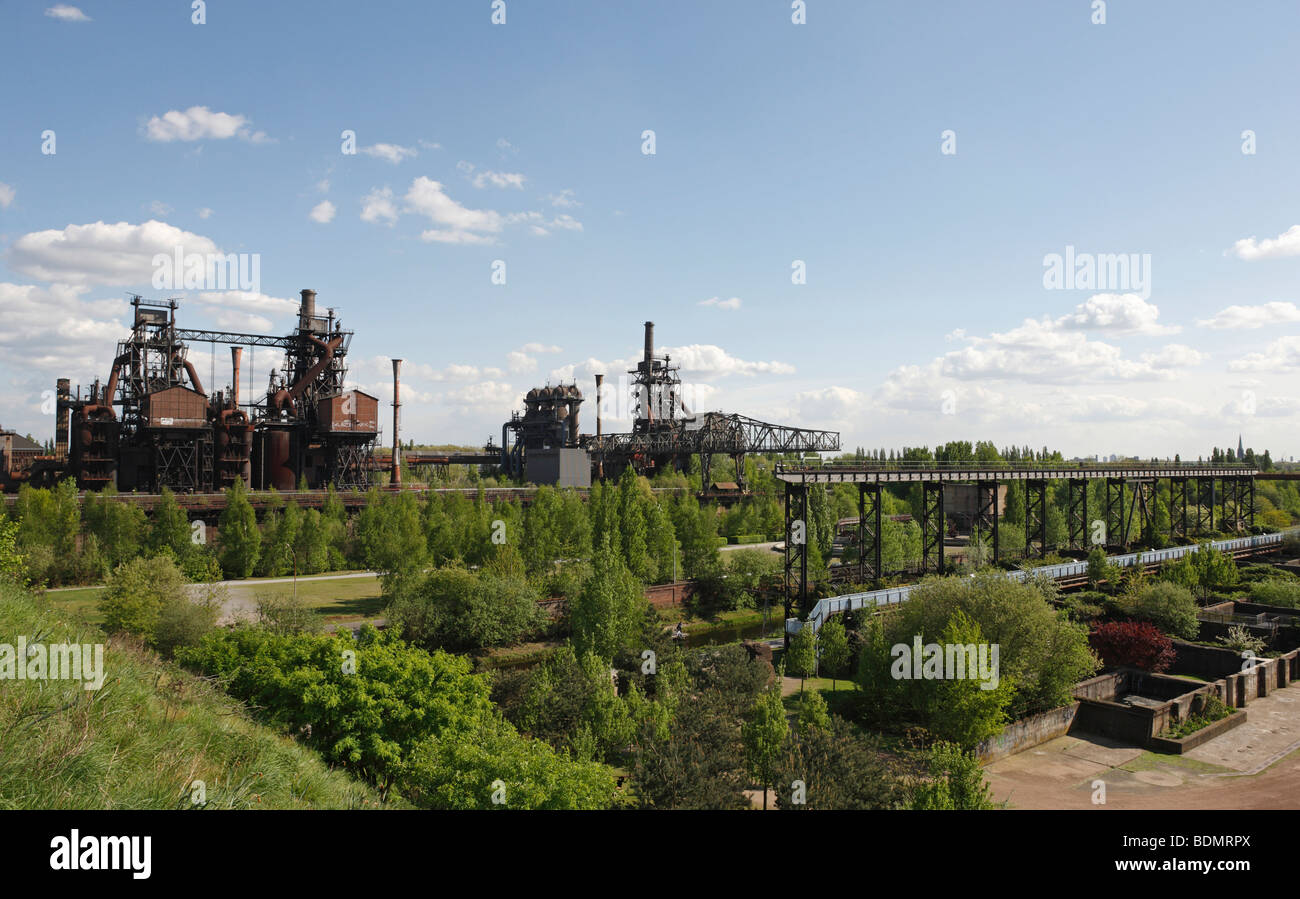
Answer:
[921, 480, 945, 575]
[1105, 478, 1126, 549]
[1067, 478, 1088, 551]
[1246, 477, 1256, 530]
[732, 453, 746, 492]
[1026, 479, 1048, 558]
[975, 480, 1000, 564]
[1170, 477, 1189, 542]
[783, 478, 808, 648]
[699, 453, 712, 492]
[1131, 479, 1156, 545]
[1195, 477, 1215, 535]
[857, 482, 882, 585]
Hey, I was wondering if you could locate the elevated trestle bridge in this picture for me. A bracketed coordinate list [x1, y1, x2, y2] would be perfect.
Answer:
[775, 460, 1263, 635]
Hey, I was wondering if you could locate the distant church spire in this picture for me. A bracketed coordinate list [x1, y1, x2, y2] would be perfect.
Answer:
[1238, 434, 1244, 461]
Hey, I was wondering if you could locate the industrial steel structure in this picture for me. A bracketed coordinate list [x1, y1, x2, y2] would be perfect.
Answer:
[776, 460, 1261, 632]
[577, 321, 841, 486]
[15, 291, 379, 493]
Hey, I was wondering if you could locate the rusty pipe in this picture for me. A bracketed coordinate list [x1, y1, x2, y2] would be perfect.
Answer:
[182, 357, 205, 396]
[231, 346, 242, 410]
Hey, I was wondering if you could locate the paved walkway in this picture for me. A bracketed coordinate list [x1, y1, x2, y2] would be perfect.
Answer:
[985, 682, 1300, 809]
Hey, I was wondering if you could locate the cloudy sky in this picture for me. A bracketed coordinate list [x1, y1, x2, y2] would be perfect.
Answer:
[2, 1, 1299, 459]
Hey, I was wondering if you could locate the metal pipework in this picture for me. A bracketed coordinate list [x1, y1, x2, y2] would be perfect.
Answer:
[391, 358, 403, 487]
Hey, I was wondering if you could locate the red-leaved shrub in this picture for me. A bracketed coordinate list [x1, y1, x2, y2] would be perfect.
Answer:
[1089, 621, 1175, 672]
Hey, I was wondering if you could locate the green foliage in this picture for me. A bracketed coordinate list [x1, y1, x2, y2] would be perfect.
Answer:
[785, 625, 817, 683]
[14, 480, 81, 585]
[152, 582, 222, 657]
[923, 610, 1015, 749]
[1163, 695, 1232, 739]
[1247, 578, 1300, 609]
[0, 582, 388, 809]
[1124, 581, 1200, 639]
[386, 561, 546, 653]
[793, 690, 830, 734]
[82, 488, 146, 569]
[217, 480, 260, 579]
[818, 617, 851, 683]
[98, 554, 189, 642]
[568, 535, 649, 661]
[877, 572, 1098, 719]
[255, 592, 323, 635]
[742, 685, 788, 808]
[909, 741, 998, 810]
[177, 625, 615, 808]
[1086, 546, 1108, 589]
[0, 518, 25, 587]
[147, 487, 191, 558]
[774, 717, 904, 810]
[354, 489, 427, 594]
[1216, 624, 1265, 655]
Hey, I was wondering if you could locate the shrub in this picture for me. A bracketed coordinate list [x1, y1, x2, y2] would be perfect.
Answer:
[1247, 579, 1300, 609]
[1216, 624, 1265, 656]
[153, 584, 222, 656]
[98, 555, 188, 642]
[256, 592, 323, 635]
[1089, 621, 1175, 672]
[1125, 582, 1200, 639]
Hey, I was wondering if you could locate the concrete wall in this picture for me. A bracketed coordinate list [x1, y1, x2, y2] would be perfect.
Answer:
[975, 703, 1078, 763]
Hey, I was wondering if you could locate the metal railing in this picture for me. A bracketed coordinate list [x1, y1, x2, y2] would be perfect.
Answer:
[787, 531, 1287, 636]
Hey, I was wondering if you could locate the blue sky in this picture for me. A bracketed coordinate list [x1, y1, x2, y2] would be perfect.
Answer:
[3, 0, 1300, 458]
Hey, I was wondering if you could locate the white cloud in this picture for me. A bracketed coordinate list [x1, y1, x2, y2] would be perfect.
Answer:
[45, 5, 90, 22]
[196, 207, 213, 219]
[144, 106, 270, 143]
[1228, 336, 1300, 373]
[1229, 224, 1300, 261]
[520, 342, 562, 354]
[471, 170, 526, 189]
[418, 140, 441, 150]
[7, 220, 221, 286]
[1196, 301, 1300, 330]
[1054, 293, 1177, 335]
[663, 344, 796, 378]
[360, 187, 398, 225]
[0, 182, 14, 208]
[148, 200, 172, 216]
[361, 143, 417, 164]
[506, 351, 537, 374]
[194, 290, 297, 319]
[315, 179, 330, 194]
[404, 176, 504, 243]
[309, 200, 336, 224]
[546, 189, 579, 208]
[699, 296, 742, 310]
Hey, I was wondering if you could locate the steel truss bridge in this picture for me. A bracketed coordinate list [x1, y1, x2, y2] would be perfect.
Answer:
[776, 461, 1262, 633]
[787, 531, 1286, 637]
[582, 412, 840, 488]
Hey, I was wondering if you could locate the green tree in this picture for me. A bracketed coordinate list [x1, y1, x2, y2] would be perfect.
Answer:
[98, 554, 188, 642]
[818, 617, 850, 689]
[909, 741, 998, 810]
[786, 625, 816, 692]
[741, 685, 788, 810]
[217, 480, 261, 578]
[569, 534, 649, 661]
[775, 717, 904, 810]
[0, 518, 25, 586]
[794, 690, 830, 734]
[924, 610, 1015, 749]
[1125, 581, 1199, 639]
[147, 487, 191, 558]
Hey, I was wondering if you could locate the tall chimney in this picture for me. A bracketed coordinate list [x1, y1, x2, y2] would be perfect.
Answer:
[55, 378, 70, 457]
[391, 358, 403, 488]
[594, 374, 604, 437]
[230, 347, 242, 410]
[300, 289, 317, 332]
[643, 321, 654, 368]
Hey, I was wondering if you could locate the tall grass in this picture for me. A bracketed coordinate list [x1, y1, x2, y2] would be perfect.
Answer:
[0, 584, 395, 809]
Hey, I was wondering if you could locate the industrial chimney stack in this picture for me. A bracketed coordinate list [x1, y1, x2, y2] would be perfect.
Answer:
[594, 373, 604, 438]
[300, 289, 317, 332]
[391, 358, 403, 488]
[231, 347, 242, 410]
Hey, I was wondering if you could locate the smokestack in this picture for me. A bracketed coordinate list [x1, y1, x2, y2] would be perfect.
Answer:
[595, 374, 604, 437]
[55, 378, 70, 457]
[231, 347, 242, 410]
[300, 289, 317, 331]
[643, 321, 654, 368]
[391, 358, 403, 488]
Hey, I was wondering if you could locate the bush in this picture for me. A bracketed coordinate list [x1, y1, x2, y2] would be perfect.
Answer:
[98, 555, 189, 642]
[153, 584, 223, 656]
[1247, 579, 1300, 609]
[1125, 582, 1200, 639]
[1089, 621, 1175, 672]
[388, 564, 546, 653]
[256, 592, 323, 635]
[1216, 624, 1265, 656]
